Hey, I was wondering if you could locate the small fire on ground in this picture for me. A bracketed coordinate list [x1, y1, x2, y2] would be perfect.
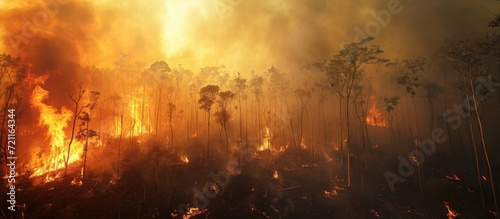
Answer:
[180, 155, 189, 164]
[444, 201, 459, 219]
[273, 170, 279, 179]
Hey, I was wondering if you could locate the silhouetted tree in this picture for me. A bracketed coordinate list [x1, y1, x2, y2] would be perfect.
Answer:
[167, 102, 176, 150]
[77, 91, 100, 184]
[437, 36, 498, 214]
[198, 85, 220, 159]
[388, 58, 425, 193]
[0, 54, 27, 177]
[232, 73, 247, 141]
[382, 95, 400, 152]
[327, 37, 387, 187]
[214, 90, 235, 158]
[146, 61, 171, 139]
[65, 86, 86, 178]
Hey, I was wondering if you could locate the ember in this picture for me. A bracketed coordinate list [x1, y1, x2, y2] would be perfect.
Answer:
[444, 202, 459, 219]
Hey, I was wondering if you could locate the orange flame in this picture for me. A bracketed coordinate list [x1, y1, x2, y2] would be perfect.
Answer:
[30, 86, 83, 177]
[444, 202, 459, 219]
[366, 95, 388, 127]
[273, 170, 279, 179]
[446, 174, 460, 181]
[258, 126, 271, 151]
[181, 155, 189, 164]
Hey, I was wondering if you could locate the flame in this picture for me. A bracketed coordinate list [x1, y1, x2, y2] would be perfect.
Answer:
[71, 177, 83, 186]
[444, 202, 459, 219]
[366, 95, 388, 127]
[113, 91, 152, 137]
[324, 189, 338, 197]
[257, 126, 271, 151]
[182, 207, 207, 219]
[273, 170, 279, 179]
[446, 174, 460, 181]
[370, 209, 381, 218]
[181, 155, 189, 164]
[44, 173, 61, 183]
[300, 138, 307, 149]
[30, 86, 84, 177]
[128, 90, 152, 137]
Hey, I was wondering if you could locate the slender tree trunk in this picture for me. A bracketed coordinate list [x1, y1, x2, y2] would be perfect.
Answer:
[170, 117, 174, 150]
[346, 96, 351, 187]
[411, 97, 423, 193]
[141, 85, 145, 141]
[224, 123, 229, 159]
[155, 86, 162, 140]
[65, 91, 83, 178]
[239, 96, 242, 141]
[469, 75, 497, 214]
[339, 98, 343, 168]
[443, 96, 456, 157]
[323, 104, 328, 150]
[207, 110, 211, 160]
[118, 115, 123, 179]
[82, 121, 90, 184]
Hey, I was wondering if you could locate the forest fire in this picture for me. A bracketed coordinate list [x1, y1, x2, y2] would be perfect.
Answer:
[444, 202, 459, 219]
[180, 155, 189, 164]
[0, 0, 499, 218]
[30, 85, 84, 178]
[273, 170, 279, 179]
[366, 95, 388, 127]
[258, 126, 272, 151]
[121, 92, 152, 137]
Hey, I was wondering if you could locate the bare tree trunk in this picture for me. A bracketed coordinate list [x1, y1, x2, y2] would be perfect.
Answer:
[469, 75, 497, 214]
[411, 97, 423, 193]
[346, 96, 351, 187]
[82, 121, 90, 184]
[65, 88, 84, 178]
[339, 98, 344, 168]
[207, 110, 210, 160]
[118, 115, 123, 179]
[224, 123, 229, 159]
[170, 118, 174, 150]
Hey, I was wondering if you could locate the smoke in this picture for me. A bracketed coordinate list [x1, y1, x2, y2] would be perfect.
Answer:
[0, 0, 496, 102]
[0, 0, 167, 106]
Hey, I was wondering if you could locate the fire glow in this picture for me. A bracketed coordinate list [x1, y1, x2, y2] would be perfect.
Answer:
[30, 85, 84, 177]
[366, 95, 388, 127]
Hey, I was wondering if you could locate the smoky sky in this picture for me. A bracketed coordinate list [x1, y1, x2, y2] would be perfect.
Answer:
[0, 0, 497, 76]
